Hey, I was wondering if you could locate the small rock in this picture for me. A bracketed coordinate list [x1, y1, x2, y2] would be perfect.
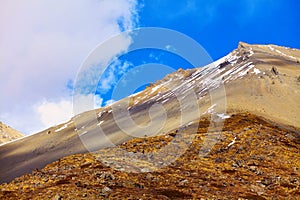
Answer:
[232, 163, 239, 168]
[236, 160, 243, 167]
[104, 160, 114, 165]
[101, 186, 112, 196]
[285, 134, 295, 140]
[134, 182, 143, 188]
[271, 66, 279, 75]
[53, 194, 62, 200]
[214, 158, 225, 163]
[249, 166, 262, 175]
[261, 178, 273, 186]
[101, 172, 115, 181]
[179, 179, 189, 186]
[75, 181, 83, 187]
[249, 166, 257, 172]
[114, 164, 122, 169]
[250, 184, 265, 195]
[141, 168, 150, 173]
[146, 173, 154, 181]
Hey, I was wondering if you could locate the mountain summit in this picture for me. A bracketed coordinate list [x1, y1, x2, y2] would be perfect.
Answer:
[0, 42, 299, 199]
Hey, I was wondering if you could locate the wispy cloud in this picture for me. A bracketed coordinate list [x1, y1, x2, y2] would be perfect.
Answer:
[98, 60, 132, 92]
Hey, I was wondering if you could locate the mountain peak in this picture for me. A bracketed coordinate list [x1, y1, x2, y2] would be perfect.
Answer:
[237, 41, 251, 49]
[235, 41, 300, 63]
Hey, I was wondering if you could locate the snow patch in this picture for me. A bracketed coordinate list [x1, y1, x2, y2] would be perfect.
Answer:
[161, 99, 169, 104]
[221, 62, 254, 83]
[274, 48, 298, 61]
[55, 124, 68, 132]
[227, 137, 237, 147]
[79, 131, 88, 136]
[238, 64, 255, 77]
[204, 104, 216, 114]
[249, 47, 254, 56]
[268, 46, 275, 51]
[253, 68, 261, 75]
[151, 85, 160, 93]
[97, 121, 104, 126]
[216, 113, 230, 119]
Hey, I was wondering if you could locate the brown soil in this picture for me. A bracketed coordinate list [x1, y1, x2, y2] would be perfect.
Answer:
[1, 113, 299, 199]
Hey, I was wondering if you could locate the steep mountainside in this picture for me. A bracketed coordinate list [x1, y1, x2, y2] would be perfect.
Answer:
[0, 42, 299, 198]
[0, 122, 23, 144]
[0, 113, 299, 199]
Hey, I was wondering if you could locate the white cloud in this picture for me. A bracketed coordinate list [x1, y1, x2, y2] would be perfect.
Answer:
[35, 99, 73, 129]
[0, 0, 139, 134]
[95, 95, 104, 108]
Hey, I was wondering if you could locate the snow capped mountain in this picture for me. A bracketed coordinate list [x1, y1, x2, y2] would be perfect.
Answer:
[0, 42, 299, 185]
[92, 41, 300, 131]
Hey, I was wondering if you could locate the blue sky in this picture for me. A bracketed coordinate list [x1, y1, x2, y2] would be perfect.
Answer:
[139, 0, 300, 60]
[0, 0, 299, 134]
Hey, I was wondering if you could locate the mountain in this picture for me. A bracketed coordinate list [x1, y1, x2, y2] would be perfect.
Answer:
[0, 122, 23, 144]
[1, 113, 299, 199]
[0, 42, 299, 199]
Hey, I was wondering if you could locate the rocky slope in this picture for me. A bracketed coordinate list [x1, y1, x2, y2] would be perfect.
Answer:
[0, 113, 299, 199]
[0, 122, 23, 144]
[0, 42, 299, 199]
